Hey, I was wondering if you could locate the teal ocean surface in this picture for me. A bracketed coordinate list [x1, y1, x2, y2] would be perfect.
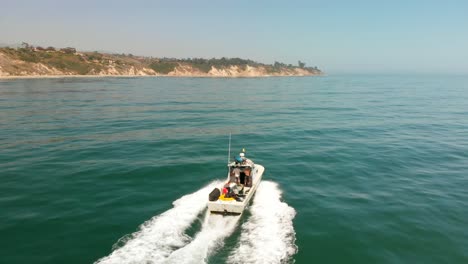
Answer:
[1, 75, 468, 263]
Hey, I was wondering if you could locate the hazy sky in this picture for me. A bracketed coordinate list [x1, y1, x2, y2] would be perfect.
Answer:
[1, 0, 467, 74]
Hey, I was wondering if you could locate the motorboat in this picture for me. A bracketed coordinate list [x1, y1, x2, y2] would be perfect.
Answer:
[207, 151, 264, 215]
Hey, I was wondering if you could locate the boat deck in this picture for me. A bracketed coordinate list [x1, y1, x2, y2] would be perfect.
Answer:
[207, 164, 264, 215]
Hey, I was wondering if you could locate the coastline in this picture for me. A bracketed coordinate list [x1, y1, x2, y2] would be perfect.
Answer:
[0, 75, 160, 80]
[0, 48, 322, 80]
[0, 73, 323, 80]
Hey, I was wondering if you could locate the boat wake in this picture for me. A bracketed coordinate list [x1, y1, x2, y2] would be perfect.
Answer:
[163, 213, 240, 263]
[95, 181, 296, 264]
[227, 181, 297, 263]
[95, 181, 222, 264]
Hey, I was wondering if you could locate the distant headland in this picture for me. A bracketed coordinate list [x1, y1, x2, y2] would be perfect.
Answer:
[0, 43, 322, 79]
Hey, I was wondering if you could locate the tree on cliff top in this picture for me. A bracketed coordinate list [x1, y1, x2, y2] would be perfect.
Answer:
[298, 60, 306, 68]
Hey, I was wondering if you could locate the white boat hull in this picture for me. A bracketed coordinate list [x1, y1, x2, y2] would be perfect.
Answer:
[207, 165, 264, 215]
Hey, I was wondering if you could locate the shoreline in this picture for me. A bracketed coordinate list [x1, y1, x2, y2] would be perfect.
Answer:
[0, 75, 160, 80]
[0, 74, 323, 80]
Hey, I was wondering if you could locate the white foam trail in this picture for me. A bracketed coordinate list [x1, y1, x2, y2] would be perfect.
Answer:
[95, 181, 221, 264]
[164, 213, 241, 263]
[227, 181, 297, 264]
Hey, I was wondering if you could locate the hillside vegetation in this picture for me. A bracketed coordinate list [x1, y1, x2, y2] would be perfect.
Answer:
[0, 44, 322, 77]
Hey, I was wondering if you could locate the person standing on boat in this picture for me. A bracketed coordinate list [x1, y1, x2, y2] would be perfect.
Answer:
[230, 167, 241, 184]
[223, 167, 241, 198]
[239, 149, 254, 187]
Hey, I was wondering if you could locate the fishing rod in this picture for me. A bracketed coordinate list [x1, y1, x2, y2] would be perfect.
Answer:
[227, 133, 231, 164]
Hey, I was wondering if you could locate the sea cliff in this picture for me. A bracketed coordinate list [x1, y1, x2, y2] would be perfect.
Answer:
[0, 45, 322, 78]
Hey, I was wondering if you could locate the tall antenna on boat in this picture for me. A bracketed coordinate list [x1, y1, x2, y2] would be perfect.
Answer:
[227, 133, 231, 164]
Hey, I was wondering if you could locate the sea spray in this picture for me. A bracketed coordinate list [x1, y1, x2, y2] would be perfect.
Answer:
[227, 181, 297, 264]
[95, 181, 221, 264]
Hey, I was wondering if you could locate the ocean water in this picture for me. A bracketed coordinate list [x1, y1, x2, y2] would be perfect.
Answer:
[1, 75, 468, 263]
